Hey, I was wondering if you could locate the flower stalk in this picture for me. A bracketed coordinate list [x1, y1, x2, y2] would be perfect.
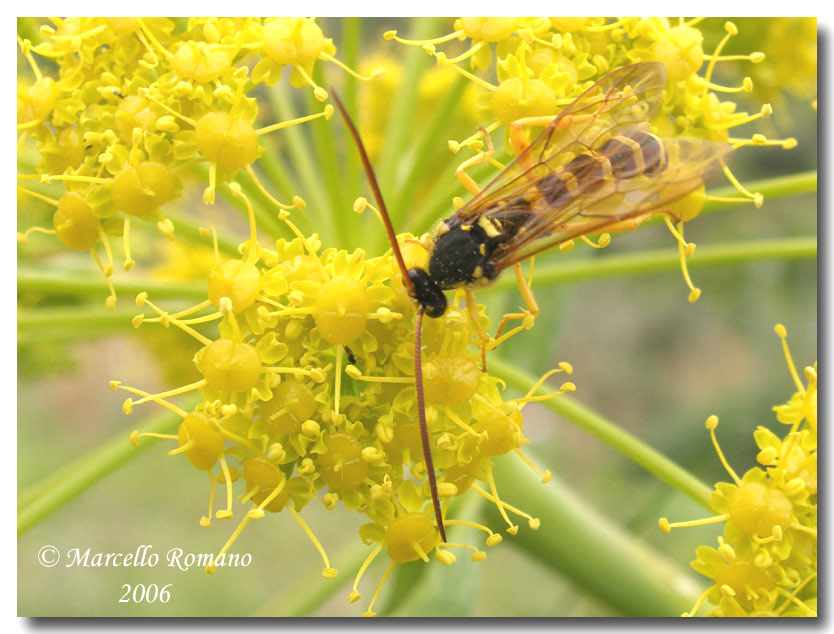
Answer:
[18, 400, 198, 534]
[491, 453, 704, 616]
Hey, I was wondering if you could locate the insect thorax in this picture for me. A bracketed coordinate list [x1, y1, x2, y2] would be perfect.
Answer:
[427, 209, 530, 290]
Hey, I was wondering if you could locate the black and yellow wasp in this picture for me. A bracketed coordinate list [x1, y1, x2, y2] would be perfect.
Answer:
[332, 61, 731, 543]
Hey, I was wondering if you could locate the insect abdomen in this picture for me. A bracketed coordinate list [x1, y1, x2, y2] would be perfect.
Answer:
[598, 130, 667, 178]
[535, 153, 609, 203]
[535, 129, 667, 204]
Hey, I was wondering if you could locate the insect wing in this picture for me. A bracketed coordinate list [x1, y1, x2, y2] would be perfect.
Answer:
[492, 135, 733, 267]
[454, 62, 668, 222]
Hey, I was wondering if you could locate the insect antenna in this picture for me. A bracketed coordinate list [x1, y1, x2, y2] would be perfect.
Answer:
[329, 91, 414, 297]
[331, 90, 447, 544]
[414, 306, 447, 543]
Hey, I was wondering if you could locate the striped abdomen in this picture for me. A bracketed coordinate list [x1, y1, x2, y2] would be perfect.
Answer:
[536, 130, 667, 206]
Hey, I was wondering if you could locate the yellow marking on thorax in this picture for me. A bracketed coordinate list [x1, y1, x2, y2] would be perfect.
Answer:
[477, 214, 502, 238]
[434, 220, 451, 236]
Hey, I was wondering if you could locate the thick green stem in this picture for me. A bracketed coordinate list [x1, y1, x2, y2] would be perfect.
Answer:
[18, 402, 193, 534]
[487, 237, 816, 291]
[17, 269, 207, 300]
[18, 306, 137, 343]
[489, 357, 713, 509]
[490, 453, 703, 616]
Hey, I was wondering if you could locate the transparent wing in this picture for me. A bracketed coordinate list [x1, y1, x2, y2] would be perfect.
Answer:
[490, 136, 732, 268]
[455, 62, 668, 222]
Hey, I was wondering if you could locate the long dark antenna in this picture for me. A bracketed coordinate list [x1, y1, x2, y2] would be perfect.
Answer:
[332, 89, 446, 543]
[414, 307, 447, 543]
[330, 90, 415, 297]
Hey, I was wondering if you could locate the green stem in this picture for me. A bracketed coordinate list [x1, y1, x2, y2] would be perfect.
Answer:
[308, 65, 348, 244]
[385, 494, 482, 616]
[341, 17, 362, 214]
[268, 89, 334, 245]
[486, 236, 816, 291]
[18, 402, 193, 534]
[489, 357, 713, 509]
[18, 269, 207, 300]
[378, 18, 440, 217]
[490, 453, 703, 616]
[390, 75, 469, 217]
[17, 307, 136, 342]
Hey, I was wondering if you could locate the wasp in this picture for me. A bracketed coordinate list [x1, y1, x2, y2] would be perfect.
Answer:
[332, 61, 731, 543]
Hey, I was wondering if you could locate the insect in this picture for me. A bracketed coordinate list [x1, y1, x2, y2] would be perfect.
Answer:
[332, 61, 731, 543]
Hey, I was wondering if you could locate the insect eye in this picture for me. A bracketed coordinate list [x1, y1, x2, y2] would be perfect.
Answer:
[407, 268, 447, 317]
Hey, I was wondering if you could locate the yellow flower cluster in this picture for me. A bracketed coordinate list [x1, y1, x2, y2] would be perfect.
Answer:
[17, 17, 377, 307]
[386, 18, 797, 306]
[392, 18, 793, 154]
[116, 198, 572, 616]
[660, 325, 817, 617]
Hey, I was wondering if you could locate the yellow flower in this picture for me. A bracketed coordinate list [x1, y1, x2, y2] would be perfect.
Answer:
[16, 17, 370, 308]
[387, 18, 799, 305]
[113, 186, 571, 615]
[660, 325, 816, 617]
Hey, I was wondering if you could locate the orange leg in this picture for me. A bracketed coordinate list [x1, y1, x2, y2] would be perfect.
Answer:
[561, 206, 683, 243]
[465, 290, 491, 371]
[491, 261, 540, 348]
[509, 113, 596, 173]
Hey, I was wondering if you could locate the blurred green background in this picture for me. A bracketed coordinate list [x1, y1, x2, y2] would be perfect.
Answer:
[18, 18, 816, 616]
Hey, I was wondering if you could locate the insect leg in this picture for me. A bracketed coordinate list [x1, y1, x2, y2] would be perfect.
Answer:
[465, 289, 491, 372]
[491, 261, 540, 345]
[509, 113, 597, 170]
[566, 213, 652, 236]
[571, 206, 680, 234]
